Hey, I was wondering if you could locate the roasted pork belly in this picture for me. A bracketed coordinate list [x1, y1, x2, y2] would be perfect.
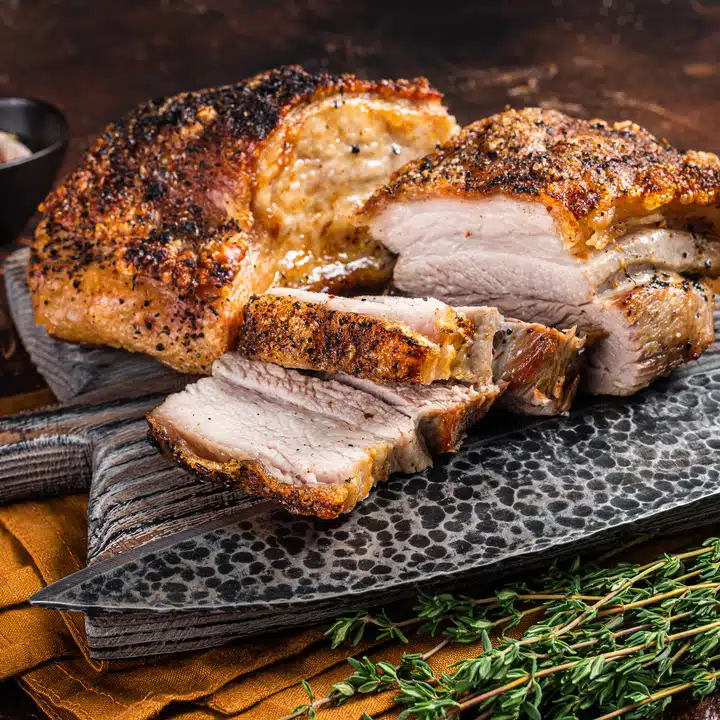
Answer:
[30, 66, 457, 374]
[363, 108, 719, 394]
[490, 318, 584, 415]
[581, 271, 713, 395]
[238, 289, 583, 412]
[148, 355, 498, 517]
[238, 289, 500, 385]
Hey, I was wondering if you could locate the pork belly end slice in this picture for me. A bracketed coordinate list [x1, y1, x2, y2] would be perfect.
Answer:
[238, 289, 500, 385]
[492, 320, 584, 415]
[336, 375, 500, 454]
[454, 306, 584, 415]
[585, 272, 715, 395]
[147, 356, 432, 518]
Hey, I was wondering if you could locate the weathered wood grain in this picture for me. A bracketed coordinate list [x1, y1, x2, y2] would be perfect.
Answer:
[0, 396, 151, 503]
[88, 418, 259, 562]
[0, 393, 260, 560]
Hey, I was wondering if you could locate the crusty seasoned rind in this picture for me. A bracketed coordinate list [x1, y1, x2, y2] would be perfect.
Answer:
[30, 65, 448, 374]
[493, 323, 584, 415]
[364, 107, 720, 257]
[237, 293, 475, 385]
[148, 416, 359, 518]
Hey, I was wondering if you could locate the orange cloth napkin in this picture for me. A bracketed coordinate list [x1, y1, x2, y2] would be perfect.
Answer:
[1, 493, 515, 720]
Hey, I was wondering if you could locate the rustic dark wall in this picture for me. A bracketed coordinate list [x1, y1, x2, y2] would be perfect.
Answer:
[1, 0, 718, 173]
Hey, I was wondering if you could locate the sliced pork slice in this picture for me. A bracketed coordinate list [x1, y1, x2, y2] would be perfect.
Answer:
[238, 289, 500, 385]
[148, 356, 430, 518]
[491, 319, 584, 414]
[239, 289, 583, 413]
[335, 375, 500, 453]
[148, 355, 500, 518]
[362, 108, 720, 395]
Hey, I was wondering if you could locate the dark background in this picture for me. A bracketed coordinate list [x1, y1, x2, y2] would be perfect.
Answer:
[0, 0, 719, 716]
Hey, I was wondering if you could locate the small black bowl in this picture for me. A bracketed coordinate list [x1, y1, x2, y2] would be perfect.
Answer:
[0, 97, 69, 244]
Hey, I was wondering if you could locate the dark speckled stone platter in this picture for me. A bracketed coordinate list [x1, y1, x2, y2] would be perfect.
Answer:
[5, 250, 720, 658]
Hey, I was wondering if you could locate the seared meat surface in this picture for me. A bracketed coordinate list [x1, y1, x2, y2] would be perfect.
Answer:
[148, 355, 498, 517]
[239, 289, 583, 413]
[490, 317, 584, 415]
[238, 289, 499, 385]
[365, 107, 720, 256]
[30, 66, 457, 374]
[364, 108, 719, 395]
[582, 271, 714, 395]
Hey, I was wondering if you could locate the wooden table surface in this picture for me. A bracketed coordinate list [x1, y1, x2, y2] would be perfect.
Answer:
[0, 0, 719, 717]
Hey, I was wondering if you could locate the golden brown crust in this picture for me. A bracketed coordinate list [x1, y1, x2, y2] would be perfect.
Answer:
[495, 323, 584, 414]
[601, 275, 715, 391]
[30, 66, 444, 374]
[418, 387, 499, 454]
[237, 293, 474, 384]
[364, 107, 720, 256]
[148, 414, 356, 519]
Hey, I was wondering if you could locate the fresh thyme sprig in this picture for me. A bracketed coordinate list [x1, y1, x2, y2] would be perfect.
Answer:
[280, 538, 720, 720]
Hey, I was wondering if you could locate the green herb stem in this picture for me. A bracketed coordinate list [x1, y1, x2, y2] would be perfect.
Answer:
[453, 619, 720, 716]
[298, 539, 720, 720]
[591, 670, 720, 720]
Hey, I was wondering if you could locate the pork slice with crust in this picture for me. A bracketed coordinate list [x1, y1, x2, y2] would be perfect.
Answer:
[238, 289, 583, 413]
[147, 354, 501, 518]
[30, 66, 457, 375]
[237, 289, 500, 385]
[147, 355, 431, 518]
[362, 107, 719, 395]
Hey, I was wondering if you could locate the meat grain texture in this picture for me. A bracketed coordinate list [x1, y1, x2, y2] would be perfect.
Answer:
[238, 289, 583, 413]
[148, 355, 499, 518]
[364, 108, 720, 395]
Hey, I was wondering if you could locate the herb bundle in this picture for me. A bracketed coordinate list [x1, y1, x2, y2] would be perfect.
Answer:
[283, 538, 720, 720]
